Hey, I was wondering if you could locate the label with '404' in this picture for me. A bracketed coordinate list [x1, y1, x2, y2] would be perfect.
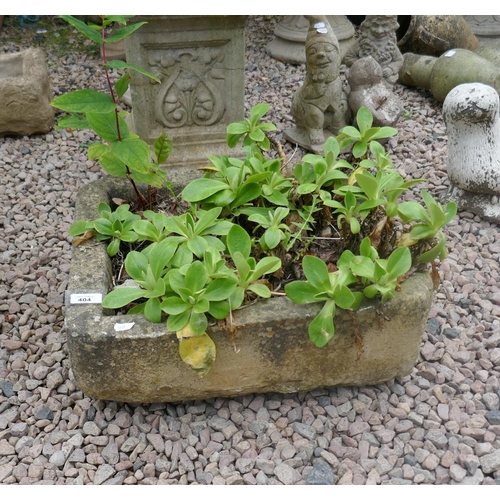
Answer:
[70, 293, 102, 304]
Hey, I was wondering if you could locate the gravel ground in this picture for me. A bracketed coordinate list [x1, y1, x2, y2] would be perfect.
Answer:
[1, 15, 500, 485]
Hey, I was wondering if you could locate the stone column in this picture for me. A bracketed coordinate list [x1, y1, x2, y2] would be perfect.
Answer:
[125, 16, 247, 176]
[443, 83, 500, 221]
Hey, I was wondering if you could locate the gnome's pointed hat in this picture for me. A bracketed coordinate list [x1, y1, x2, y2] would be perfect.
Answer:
[304, 15, 340, 52]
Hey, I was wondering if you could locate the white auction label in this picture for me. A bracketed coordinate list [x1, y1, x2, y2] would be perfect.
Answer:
[70, 293, 103, 304]
[114, 322, 135, 331]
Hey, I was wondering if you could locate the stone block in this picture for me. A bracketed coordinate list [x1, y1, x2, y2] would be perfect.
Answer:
[124, 16, 247, 175]
[0, 48, 54, 136]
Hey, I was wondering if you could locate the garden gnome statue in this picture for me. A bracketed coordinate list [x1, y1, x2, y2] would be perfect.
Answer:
[347, 56, 402, 128]
[442, 83, 500, 221]
[344, 15, 403, 86]
[284, 15, 350, 154]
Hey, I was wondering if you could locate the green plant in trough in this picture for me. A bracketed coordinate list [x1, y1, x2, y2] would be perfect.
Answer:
[51, 15, 172, 209]
[56, 33, 456, 379]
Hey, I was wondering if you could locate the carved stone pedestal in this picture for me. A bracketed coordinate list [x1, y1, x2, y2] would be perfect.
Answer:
[125, 16, 247, 175]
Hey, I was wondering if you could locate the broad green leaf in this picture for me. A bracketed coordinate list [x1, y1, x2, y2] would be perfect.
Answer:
[263, 227, 282, 249]
[88, 142, 109, 160]
[187, 235, 209, 258]
[167, 310, 190, 332]
[370, 127, 398, 140]
[232, 252, 251, 282]
[250, 103, 270, 125]
[285, 281, 322, 304]
[182, 178, 229, 202]
[107, 236, 126, 254]
[68, 220, 92, 236]
[190, 311, 208, 336]
[247, 283, 272, 298]
[161, 297, 191, 315]
[105, 60, 161, 83]
[249, 128, 265, 142]
[308, 301, 336, 347]
[144, 297, 162, 323]
[227, 122, 249, 135]
[110, 137, 151, 173]
[231, 182, 261, 207]
[356, 106, 373, 133]
[352, 140, 368, 159]
[229, 287, 245, 310]
[60, 15, 104, 44]
[185, 261, 207, 293]
[410, 224, 437, 241]
[193, 297, 210, 314]
[132, 220, 159, 242]
[209, 300, 230, 320]
[51, 89, 116, 114]
[99, 151, 128, 177]
[350, 255, 375, 279]
[114, 73, 131, 99]
[87, 110, 129, 142]
[55, 114, 90, 131]
[204, 279, 237, 302]
[398, 201, 428, 223]
[333, 284, 356, 310]
[227, 225, 251, 259]
[338, 126, 361, 139]
[153, 132, 173, 165]
[387, 247, 411, 281]
[130, 170, 165, 188]
[418, 235, 447, 263]
[302, 256, 330, 291]
[195, 207, 222, 234]
[124, 251, 148, 282]
[251, 257, 282, 281]
[102, 287, 146, 309]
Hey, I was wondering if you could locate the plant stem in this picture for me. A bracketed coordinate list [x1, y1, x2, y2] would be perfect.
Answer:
[100, 19, 147, 209]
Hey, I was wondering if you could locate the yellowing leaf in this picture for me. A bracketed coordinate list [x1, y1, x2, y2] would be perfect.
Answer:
[178, 333, 216, 377]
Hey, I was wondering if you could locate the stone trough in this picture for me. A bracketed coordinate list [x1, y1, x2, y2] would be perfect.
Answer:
[64, 177, 434, 404]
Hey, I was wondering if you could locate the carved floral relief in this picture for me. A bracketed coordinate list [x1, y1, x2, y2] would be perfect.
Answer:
[149, 46, 226, 128]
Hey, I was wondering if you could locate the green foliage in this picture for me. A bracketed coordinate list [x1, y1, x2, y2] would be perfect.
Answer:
[226, 103, 277, 152]
[336, 106, 398, 159]
[285, 256, 363, 347]
[397, 190, 457, 263]
[72, 101, 455, 374]
[225, 225, 282, 309]
[52, 15, 172, 206]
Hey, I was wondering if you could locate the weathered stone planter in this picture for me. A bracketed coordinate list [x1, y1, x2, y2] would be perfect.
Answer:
[65, 178, 434, 403]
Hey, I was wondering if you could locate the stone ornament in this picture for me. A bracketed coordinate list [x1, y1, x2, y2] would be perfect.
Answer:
[344, 15, 404, 86]
[443, 83, 500, 221]
[347, 56, 402, 128]
[284, 16, 349, 154]
[0, 48, 54, 136]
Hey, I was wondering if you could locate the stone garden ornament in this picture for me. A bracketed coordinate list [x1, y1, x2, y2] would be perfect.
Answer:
[284, 16, 350, 154]
[344, 15, 404, 87]
[443, 83, 500, 221]
[347, 56, 402, 128]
